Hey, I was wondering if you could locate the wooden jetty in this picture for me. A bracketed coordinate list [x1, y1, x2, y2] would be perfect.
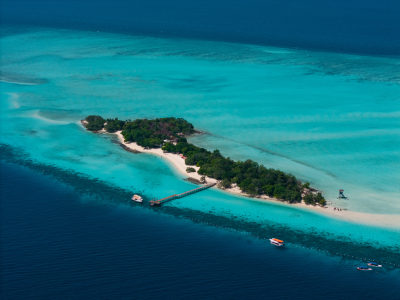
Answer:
[150, 182, 216, 206]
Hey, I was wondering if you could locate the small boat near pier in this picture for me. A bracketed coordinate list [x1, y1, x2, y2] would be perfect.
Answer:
[132, 194, 143, 203]
[356, 266, 372, 271]
[269, 238, 285, 247]
[367, 262, 382, 267]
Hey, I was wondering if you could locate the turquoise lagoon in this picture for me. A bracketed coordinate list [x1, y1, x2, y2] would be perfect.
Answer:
[1, 27, 399, 255]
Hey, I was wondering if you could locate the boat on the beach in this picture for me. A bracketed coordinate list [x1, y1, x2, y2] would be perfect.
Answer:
[367, 262, 382, 267]
[356, 266, 372, 271]
[269, 238, 284, 247]
[131, 194, 143, 203]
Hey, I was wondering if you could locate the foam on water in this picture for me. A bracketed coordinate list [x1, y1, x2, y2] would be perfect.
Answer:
[1, 26, 399, 250]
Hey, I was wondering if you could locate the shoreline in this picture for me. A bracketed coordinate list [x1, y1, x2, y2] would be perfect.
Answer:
[106, 129, 400, 229]
[114, 131, 218, 185]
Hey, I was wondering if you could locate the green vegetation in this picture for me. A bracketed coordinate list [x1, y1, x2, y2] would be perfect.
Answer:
[105, 118, 125, 133]
[303, 192, 326, 206]
[84, 116, 194, 148]
[84, 115, 105, 131]
[162, 141, 305, 203]
[186, 167, 196, 173]
[121, 118, 194, 148]
[84, 115, 326, 206]
[219, 178, 232, 189]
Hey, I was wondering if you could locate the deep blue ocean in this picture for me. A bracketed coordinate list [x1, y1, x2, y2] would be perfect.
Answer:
[1, 0, 400, 55]
[1, 161, 400, 299]
[1, 1, 400, 298]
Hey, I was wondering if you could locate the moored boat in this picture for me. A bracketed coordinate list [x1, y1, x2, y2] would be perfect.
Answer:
[367, 262, 382, 267]
[356, 266, 372, 271]
[132, 194, 143, 203]
[269, 238, 284, 247]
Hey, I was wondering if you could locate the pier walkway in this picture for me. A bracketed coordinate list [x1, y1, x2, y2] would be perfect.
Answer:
[150, 182, 216, 206]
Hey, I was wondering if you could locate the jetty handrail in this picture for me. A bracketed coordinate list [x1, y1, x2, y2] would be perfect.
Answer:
[150, 182, 216, 206]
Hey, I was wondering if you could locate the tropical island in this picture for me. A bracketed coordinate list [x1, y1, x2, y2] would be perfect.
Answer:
[82, 115, 326, 206]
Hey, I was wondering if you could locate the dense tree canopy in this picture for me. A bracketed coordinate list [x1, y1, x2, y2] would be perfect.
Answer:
[121, 118, 195, 148]
[84, 116, 194, 148]
[84, 115, 326, 206]
[161, 140, 321, 204]
[85, 115, 105, 131]
[303, 192, 326, 206]
[105, 118, 125, 133]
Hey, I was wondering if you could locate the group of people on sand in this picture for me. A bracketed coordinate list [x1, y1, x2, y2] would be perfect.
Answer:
[333, 207, 343, 211]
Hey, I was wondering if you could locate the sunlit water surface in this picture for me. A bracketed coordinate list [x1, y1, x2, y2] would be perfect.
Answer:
[1, 27, 399, 254]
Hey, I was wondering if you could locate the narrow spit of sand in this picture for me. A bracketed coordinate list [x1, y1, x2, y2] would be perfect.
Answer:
[112, 130, 400, 229]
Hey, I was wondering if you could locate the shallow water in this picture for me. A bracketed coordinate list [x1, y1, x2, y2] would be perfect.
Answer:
[1, 26, 399, 213]
[0, 26, 399, 255]
[2, 161, 400, 299]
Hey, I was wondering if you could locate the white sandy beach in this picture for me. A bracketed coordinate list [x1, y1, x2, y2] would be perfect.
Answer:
[112, 129, 400, 229]
[114, 131, 218, 184]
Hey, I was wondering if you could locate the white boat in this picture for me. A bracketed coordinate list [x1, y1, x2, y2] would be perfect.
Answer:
[357, 266, 372, 271]
[131, 194, 143, 203]
[367, 262, 382, 268]
[269, 238, 284, 247]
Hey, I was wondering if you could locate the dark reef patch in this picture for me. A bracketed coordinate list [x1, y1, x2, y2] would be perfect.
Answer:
[1, 143, 399, 267]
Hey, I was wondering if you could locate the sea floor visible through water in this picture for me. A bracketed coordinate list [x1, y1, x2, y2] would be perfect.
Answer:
[0, 26, 399, 265]
[1, 158, 400, 299]
[1, 25, 399, 214]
